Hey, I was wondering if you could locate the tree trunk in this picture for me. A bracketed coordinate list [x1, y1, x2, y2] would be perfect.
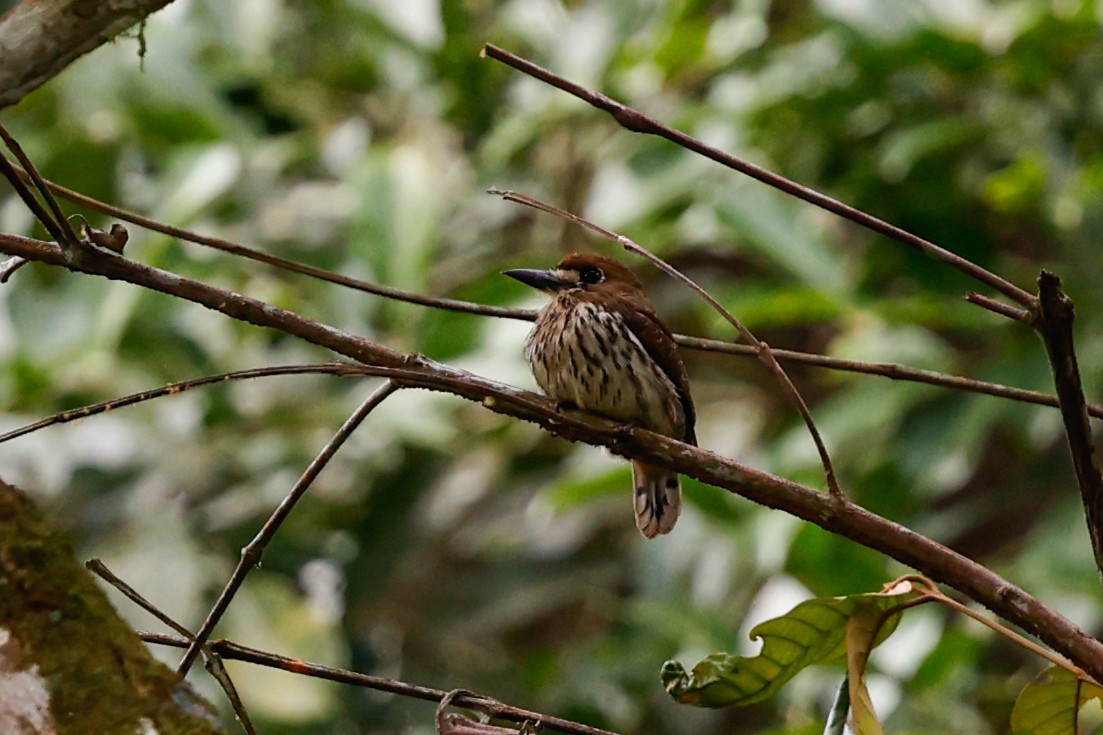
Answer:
[0, 479, 224, 735]
[0, 0, 176, 109]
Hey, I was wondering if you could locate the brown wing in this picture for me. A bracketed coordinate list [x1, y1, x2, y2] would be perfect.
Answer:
[618, 304, 697, 446]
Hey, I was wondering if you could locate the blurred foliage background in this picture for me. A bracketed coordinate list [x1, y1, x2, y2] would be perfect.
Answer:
[2, 0, 1102, 733]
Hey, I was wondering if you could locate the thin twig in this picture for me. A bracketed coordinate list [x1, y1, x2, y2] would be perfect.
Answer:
[0, 151, 71, 249]
[1032, 272, 1103, 580]
[895, 575, 1084, 679]
[683, 338, 1103, 418]
[86, 558, 258, 735]
[0, 362, 370, 445]
[202, 653, 258, 735]
[147, 633, 620, 735]
[965, 292, 1032, 323]
[87, 558, 193, 637]
[481, 44, 1035, 309]
[490, 187, 843, 497]
[177, 379, 401, 674]
[0, 255, 28, 282]
[0, 122, 79, 247]
[11, 165, 524, 318]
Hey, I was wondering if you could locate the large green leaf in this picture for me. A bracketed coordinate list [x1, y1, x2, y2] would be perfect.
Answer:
[662, 582, 913, 708]
[1010, 666, 1103, 735]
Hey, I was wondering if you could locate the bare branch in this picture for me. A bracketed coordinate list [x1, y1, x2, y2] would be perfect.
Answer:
[14, 165, 526, 318]
[965, 292, 1032, 322]
[1033, 272, 1103, 580]
[86, 558, 257, 734]
[87, 558, 193, 638]
[0, 147, 72, 249]
[481, 44, 1036, 309]
[177, 380, 401, 674]
[146, 633, 621, 735]
[0, 0, 174, 110]
[0, 363, 369, 444]
[679, 338, 1103, 418]
[898, 576, 1083, 679]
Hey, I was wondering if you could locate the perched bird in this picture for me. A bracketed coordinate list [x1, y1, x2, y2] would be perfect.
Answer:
[504, 253, 696, 538]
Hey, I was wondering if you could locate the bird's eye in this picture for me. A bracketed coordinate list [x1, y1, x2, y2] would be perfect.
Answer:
[578, 267, 604, 284]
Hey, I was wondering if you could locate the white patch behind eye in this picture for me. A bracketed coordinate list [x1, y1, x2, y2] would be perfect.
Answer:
[553, 268, 578, 284]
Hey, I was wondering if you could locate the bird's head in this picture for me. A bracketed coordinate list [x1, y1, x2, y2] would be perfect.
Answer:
[503, 252, 645, 297]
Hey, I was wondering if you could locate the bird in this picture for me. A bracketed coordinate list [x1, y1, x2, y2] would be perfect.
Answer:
[504, 252, 696, 538]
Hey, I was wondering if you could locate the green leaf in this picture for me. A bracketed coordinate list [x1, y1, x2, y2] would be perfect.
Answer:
[1010, 666, 1103, 735]
[662, 582, 913, 708]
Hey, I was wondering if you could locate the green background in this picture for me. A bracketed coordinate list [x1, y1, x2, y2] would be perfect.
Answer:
[2, 1, 1102, 733]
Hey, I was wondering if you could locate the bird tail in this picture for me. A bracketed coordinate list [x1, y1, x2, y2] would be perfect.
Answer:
[632, 460, 681, 538]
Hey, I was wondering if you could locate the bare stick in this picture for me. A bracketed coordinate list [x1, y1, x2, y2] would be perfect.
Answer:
[87, 558, 258, 735]
[0, 151, 72, 250]
[490, 187, 842, 497]
[0, 122, 80, 247]
[1033, 272, 1103, 579]
[681, 338, 1103, 418]
[147, 633, 620, 735]
[87, 558, 194, 637]
[177, 379, 401, 674]
[7, 235, 1103, 682]
[11, 165, 525, 318]
[0, 363, 369, 444]
[481, 44, 1035, 309]
[965, 292, 1032, 323]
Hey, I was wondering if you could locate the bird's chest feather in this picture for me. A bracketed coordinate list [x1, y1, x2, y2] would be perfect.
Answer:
[524, 298, 684, 436]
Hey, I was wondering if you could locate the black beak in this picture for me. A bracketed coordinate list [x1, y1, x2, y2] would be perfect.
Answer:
[503, 268, 572, 292]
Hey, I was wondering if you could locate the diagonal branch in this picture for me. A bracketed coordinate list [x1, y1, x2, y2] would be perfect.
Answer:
[0, 149, 72, 249]
[87, 559, 257, 735]
[11, 165, 524, 318]
[4, 233, 1103, 683]
[1032, 272, 1103, 579]
[0, 123, 80, 247]
[481, 44, 1035, 309]
[177, 379, 402, 675]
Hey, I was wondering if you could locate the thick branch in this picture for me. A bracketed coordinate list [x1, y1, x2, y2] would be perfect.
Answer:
[1033, 271, 1103, 577]
[0, 0, 175, 110]
[4, 233, 1103, 683]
